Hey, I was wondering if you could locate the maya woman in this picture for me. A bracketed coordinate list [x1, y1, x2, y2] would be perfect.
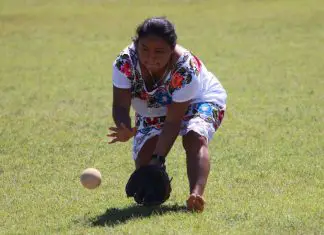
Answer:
[108, 17, 227, 212]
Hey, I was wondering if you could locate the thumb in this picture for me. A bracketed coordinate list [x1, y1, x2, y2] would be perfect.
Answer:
[121, 123, 134, 132]
[120, 123, 128, 129]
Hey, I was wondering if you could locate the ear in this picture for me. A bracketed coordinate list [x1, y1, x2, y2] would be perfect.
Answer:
[132, 37, 139, 48]
[170, 50, 176, 64]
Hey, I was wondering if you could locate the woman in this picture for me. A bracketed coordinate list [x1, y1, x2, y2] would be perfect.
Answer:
[107, 17, 227, 212]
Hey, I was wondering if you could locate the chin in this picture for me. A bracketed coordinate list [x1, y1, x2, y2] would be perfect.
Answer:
[145, 65, 161, 72]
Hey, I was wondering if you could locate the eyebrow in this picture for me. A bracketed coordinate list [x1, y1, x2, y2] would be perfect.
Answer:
[141, 43, 148, 48]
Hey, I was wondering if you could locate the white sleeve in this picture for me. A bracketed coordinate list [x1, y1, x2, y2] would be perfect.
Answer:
[172, 75, 200, 102]
[112, 65, 131, 89]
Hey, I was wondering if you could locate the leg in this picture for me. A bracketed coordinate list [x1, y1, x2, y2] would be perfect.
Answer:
[135, 135, 159, 169]
[183, 130, 210, 196]
[182, 130, 210, 212]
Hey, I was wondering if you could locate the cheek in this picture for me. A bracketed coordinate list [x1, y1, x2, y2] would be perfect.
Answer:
[155, 54, 171, 65]
[160, 54, 170, 62]
[138, 51, 148, 61]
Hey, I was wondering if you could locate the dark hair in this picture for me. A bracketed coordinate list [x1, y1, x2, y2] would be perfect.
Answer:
[133, 17, 177, 49]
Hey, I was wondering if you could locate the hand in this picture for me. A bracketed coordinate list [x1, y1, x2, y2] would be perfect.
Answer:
[107, 123, 137, 144]
[149, 155, 166, 168]
[149, 158, 162, 166]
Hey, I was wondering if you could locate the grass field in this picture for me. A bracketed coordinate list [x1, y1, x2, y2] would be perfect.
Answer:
[1, 0, 323, 234]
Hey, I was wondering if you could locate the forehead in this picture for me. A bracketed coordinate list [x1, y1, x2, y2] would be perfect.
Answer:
[138, 35, 171, 49]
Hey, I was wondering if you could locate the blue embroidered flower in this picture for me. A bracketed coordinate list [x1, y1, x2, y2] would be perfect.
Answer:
[139, 127, 152, 135]
[197, 103, 213, 116]
[154, 88, 172, 106]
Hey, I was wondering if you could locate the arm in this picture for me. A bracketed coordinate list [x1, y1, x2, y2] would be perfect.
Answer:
[108, 86, 136, 144]
[112, 86, 132, 129]
[153, 100, 191, 157]
[152, 56, 201, 160]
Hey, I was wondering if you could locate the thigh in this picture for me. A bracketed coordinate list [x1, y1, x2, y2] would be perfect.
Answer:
[134, 135, 159, 169]
[132, 114, 165, 167]
[182, 130, 208, 156]
[180, 102, 225, 143]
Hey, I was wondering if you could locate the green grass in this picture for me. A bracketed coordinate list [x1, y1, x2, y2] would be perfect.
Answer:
[1, 0, 323, 234]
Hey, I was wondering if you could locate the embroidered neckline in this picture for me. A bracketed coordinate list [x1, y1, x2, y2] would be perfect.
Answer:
[134, 50, 189, 93]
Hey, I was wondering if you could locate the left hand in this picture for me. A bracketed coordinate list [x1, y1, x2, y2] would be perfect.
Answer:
[107, 123, 137, 144]
[149, 155, 166, 167]
[149, 158, 162, 166]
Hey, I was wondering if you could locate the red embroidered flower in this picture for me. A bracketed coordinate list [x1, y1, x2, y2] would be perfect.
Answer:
[120, 62, 132, 78]
[193, 55, 202, 71]
[170, 73, 184, 88]
[156, 123, 162, 129]
[218, 110, 224, 122]
[146, 117, 159, 125]
[139, 91, 148, 100]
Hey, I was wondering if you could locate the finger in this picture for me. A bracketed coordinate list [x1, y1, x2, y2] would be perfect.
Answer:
[120, 123, 128, 129]
[107, 133, 118, 137]
[108, 138, 119, 144]
[109, 127, 119, 132]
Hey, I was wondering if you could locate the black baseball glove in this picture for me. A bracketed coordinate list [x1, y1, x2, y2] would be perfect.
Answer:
[125, 164, 172, 206]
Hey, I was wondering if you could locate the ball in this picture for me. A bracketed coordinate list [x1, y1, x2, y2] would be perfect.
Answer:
[80, 168, 102, 189]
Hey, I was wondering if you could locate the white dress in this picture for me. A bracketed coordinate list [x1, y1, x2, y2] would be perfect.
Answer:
[112, 43, 227, 159]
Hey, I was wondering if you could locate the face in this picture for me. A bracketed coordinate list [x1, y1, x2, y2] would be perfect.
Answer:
[137, 35, 173, 73]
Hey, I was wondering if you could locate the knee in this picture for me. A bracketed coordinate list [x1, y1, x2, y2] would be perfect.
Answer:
[182, 131, 208, 156]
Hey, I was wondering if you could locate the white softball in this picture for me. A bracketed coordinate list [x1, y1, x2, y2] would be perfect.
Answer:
[80, 168, 102, 189]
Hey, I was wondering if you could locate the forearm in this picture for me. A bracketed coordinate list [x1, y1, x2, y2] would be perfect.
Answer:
[154, 120, 182, 157]
[112, 105, 132, 129]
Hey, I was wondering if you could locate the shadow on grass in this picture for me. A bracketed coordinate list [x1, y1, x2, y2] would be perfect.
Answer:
[90, 204, 187, 227]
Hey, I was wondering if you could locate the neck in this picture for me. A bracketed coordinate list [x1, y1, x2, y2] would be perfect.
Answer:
[148, 64, 169, 77]
[146, 62, 170, 89]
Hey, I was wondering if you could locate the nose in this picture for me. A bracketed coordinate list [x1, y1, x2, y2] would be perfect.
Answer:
[145, 52, 157, 65]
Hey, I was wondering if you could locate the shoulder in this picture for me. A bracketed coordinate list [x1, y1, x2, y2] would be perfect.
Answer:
[168, 47, 202, 94]
[114, 43, 137, 64]
[172, 45, 202, 78]
[114, 43, 137, 79]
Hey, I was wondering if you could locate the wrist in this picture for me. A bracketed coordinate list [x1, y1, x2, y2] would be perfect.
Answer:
[149, 154, 166, 166]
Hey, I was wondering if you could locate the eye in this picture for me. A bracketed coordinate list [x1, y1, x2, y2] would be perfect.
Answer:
[139, 43, 149, 52]
[155, 50, 165, 54]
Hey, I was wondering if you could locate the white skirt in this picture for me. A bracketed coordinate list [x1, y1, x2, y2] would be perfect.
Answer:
[132, 102, 225, 160]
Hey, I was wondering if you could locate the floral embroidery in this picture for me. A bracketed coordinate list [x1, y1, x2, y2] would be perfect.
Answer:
[190, 55, 202, 76]
[115, 47, 146, 100]
[174, 53, 190, 68]
[212, 108, 225, 129]
[182, 103, 225, 128]
[139, 91, 148, 100]
[129, 47, 138, 66]
[115, 54, 133, 80]
[132, 71, 146, 99]
[135, 114, 166, 134]
[155, 91, 172, 105]
[170, 72, 184, 89]
[147, 86, 172, 108]
[168, 66, 193, 94]
[197, 103, 213, 116]
[120, 62, 132, 77]
[115, 46, 201, 108]
[133, 103, 225, 158]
